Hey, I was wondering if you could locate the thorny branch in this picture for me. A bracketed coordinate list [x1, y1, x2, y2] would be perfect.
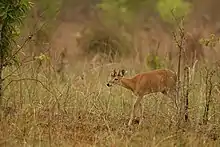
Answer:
[3, 77, 61, 109]
[203, 68, 215, 125]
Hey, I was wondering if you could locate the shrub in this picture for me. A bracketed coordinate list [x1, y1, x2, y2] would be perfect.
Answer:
[146, 54, 165, 69]
[77, 23, 133, 60]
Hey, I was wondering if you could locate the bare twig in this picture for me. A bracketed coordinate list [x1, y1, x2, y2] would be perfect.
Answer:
[3, 77, 61, 109]
[171, 10, 186, 129]
[203, 68, 215, 125]
[11, 23, 46, 58]
[183, 66, 190, 122]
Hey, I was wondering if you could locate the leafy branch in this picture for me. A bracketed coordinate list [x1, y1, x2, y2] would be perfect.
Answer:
[0, 0, 32, 107]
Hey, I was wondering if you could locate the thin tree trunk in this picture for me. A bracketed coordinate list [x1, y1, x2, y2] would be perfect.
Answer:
[0, 50, 3, 107]
[0, 22, 9, 108]
[0, 23, 4, 107]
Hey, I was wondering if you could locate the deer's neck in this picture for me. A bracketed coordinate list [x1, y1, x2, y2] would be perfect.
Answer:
[120, 78, 136, 92]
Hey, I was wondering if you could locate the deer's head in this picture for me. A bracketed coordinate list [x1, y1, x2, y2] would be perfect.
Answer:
[107, 69, 127, 87]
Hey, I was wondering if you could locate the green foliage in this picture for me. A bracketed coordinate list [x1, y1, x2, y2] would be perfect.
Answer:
[97, 0, 134, 26]
[199, 34, 220, 48]
[35, 0, 61, 20]
[0, 0, 32, 43]
[34, 52, 50, 61]
[0, 0, 32, 24]
[97, 0, 191, 27]
[146, 54, 165, 69]
[0, 0, 32, 63]
[97, 0, 158, 27]
[157, 0, 191, 24]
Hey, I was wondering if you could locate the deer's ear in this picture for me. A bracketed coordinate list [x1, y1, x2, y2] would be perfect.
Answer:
[120, 69, 127, 76]
[111, 69, 117, 77]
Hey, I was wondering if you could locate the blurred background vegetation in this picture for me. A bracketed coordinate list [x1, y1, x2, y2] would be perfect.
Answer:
[18, 0, 220, 69]
[1, 0, 220, 146]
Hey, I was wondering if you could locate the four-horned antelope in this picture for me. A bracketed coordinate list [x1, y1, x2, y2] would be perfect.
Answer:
[106, 69, 177, 126]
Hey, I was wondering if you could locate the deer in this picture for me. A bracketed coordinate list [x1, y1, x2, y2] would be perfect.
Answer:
[106, 69, 177, 126]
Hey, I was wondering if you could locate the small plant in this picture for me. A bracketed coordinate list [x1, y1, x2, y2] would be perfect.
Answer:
[146, 54, 165, 70]
[199, 34, 220, 48]
[145, 42, 165, 69]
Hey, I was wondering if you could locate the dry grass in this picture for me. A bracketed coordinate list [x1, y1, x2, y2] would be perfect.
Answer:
[2, 1, 220, 146]
[0, 56, 220, 147]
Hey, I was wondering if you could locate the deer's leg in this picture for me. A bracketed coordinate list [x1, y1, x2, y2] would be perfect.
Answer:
[163, 89, 178, 110]
[138, 101, 145, 125]
[128, 96, 143, 126]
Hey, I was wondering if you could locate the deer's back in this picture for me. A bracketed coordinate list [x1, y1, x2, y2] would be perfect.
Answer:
[133, 69, 177, 95]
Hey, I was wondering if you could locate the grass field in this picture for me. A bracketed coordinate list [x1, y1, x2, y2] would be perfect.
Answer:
[0, 56, 220, 147]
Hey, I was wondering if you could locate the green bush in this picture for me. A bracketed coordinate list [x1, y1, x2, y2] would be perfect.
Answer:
[157, 0, 191, 24]
[77, 24, 132, 59]
[146, 54, 165, 69]
[97, 0, 158, 27]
